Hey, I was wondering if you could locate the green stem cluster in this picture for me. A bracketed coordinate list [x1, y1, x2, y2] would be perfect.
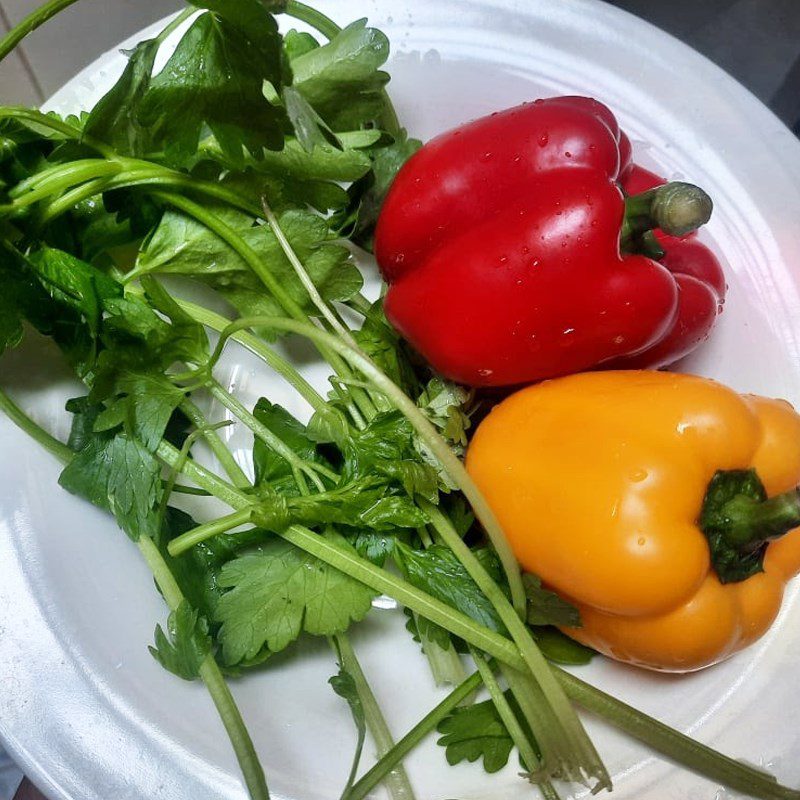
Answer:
[469, 649, 542, 781]
[1, 156, 264, 227]
[192, 307, 587, 780]
[423, 500, 605, 786]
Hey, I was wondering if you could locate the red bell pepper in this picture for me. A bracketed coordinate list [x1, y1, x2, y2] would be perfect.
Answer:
[374, 96, 724, 387]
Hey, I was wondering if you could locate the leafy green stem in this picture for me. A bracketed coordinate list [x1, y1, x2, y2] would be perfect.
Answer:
[344, 669, 484, 800]
[2, 161, 123, 212]
[334, 633, 416, 800]
[170, 484, 211, 497]
[197, 659, 270, 800]
[37, 176, 118, 224]
[125, 288, 330, 416]
[136, 534, 185, 606]
[416, 614, 467, 687]
[157, 420, 229, 525]
[156, 440, 249, 511]
[150, 191, 368, 426]
[10, 158, 114, 197]
[555, 666, 800, 800]
[137, 534, 269, 800]
[413, 528, 469, 688]
[171, 509, 254, 554]
[207, 380, 332, 490]
[37, 169, 262, 226]
[259, 201, 377, 423]
[112, 161, 264, 214]
[282, 0, 342, 40]
[0, 386, 73, 463]
[262, 198, 357, 347]
[137, 173, 262, 215]
[0, 0, 82, 63]
[180, 398, 251, 490]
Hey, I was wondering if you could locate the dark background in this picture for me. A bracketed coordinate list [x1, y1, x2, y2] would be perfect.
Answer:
[610, 0, 800, 132]
[8, 0, 800, 798]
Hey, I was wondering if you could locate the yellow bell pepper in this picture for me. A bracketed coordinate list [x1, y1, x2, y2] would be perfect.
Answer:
[466, 370, 800, 672]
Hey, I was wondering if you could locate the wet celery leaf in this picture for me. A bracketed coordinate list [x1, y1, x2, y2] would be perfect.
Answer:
[437, 691, 534, 773]
[523, 573, 582, 629]
[136, 207, 362, 332]
[290, 20, 391, 131]
[59, 424, 163, 542]
[149, 600, 213, 680]
[396, 543, 507, 635]
[215, 532, 376, 664]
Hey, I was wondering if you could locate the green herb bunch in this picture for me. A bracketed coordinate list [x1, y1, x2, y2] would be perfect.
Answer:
[0, 3, 796, 800]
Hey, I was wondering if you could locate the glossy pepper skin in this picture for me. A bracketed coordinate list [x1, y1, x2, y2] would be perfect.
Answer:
[374, 97, 723, 387]
[466, 370, 800, 672]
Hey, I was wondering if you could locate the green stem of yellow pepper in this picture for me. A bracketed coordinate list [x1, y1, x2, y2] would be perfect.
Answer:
[700, 468, 800, 583]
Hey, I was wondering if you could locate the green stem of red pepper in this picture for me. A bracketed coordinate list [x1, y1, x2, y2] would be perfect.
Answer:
[636, 230, 667, 260]
[621, 181, 713, 251]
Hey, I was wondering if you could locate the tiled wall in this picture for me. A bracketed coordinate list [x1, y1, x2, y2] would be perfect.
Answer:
[0, 0, 178, 105]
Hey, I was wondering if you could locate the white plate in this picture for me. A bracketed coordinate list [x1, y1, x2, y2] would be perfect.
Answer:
[3, 2, 800, 799]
